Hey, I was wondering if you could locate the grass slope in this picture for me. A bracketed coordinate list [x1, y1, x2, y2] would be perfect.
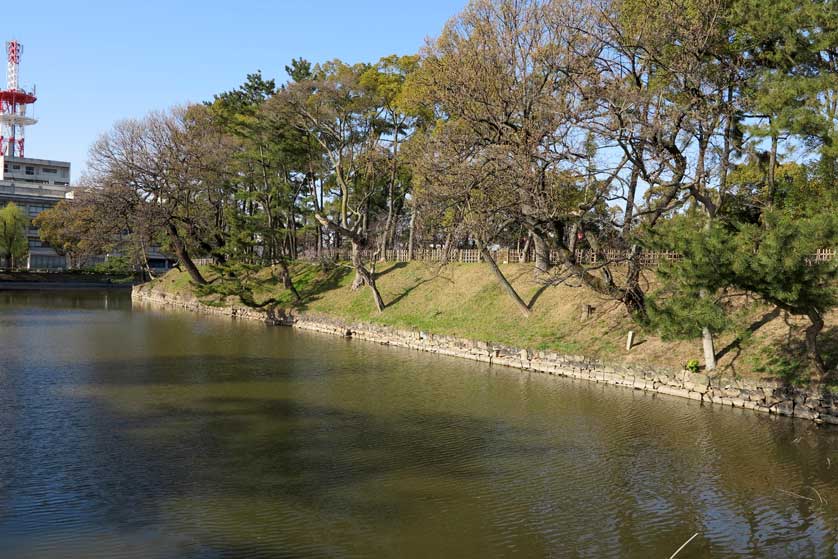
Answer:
[150, 261, 837, 382]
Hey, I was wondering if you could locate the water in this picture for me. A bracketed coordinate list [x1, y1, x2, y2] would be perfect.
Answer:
[1, 290, 837, 558]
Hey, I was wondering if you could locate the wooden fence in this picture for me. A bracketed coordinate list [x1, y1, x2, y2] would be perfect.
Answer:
[298, 247, 688, 267]
[813, 248, 837, 263]
[197, 247, 835, 268]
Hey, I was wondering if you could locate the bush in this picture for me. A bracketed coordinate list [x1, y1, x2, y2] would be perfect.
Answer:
[90, 256, 135, 276]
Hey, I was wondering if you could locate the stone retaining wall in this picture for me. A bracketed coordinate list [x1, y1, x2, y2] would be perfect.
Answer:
[132, 284, 838, 426]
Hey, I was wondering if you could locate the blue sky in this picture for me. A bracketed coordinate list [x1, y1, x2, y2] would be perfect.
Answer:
[10, 0, 464, 179]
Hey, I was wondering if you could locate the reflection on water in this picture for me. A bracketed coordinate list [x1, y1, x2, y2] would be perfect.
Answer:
[0, 290, 837, 558]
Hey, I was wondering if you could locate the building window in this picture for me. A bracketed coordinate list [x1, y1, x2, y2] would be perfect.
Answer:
[12, 164, 20, 170]
[27, 205, 46, 218]
[43, 168, 57, 174]
[29, 254, 65, 269]
[25, 166, 34, 175]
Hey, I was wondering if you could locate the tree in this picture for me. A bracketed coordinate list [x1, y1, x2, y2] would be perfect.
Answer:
[87, 106, 232, 285]
[730, 210, 838, 381]
[34, 193, 102, 269]
[359, 55, 420, 256]
[35, 178, 159, 275]
[0, 203, 28, 268]
[650, 208, 838, 382]
[411, 0, 654, 315]
[276, 60, 393, 312]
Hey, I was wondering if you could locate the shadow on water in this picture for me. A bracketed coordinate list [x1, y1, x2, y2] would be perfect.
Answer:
[34, 355, 838, 558]
[14, 370, 553, 558]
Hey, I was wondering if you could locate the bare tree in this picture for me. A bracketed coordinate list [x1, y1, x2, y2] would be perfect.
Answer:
[87, 106, 232, 285]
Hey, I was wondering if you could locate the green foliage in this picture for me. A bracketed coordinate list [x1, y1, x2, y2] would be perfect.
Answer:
[726, 211, 838, 317]
[648, 203, 837, 376]
[0, 202, 29, 268]
[649, 206, 837, 324]
[645, 216, 735, 340]
[90, 256, 134, 276]
[686, 359, 700, 374]
[196, 261, 266, 306]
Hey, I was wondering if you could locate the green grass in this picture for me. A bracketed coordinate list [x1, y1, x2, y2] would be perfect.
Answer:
[146, 260, 838, 381]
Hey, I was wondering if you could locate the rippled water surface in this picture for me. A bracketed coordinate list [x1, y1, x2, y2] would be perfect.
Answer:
[1, 290, 838, 558]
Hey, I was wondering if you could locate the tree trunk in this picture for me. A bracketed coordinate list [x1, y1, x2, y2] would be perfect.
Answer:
[542, 225, 645, 316]
[166, 222, 206, 285]
[138, 238, 157, 282]
[624, 244, 645, 317]
[288, 207, 298, 260]
[351, 241, 367, 290]
[767, 129, 778, 210]
[520, 233, 532, 262]
[805, 309, 828, 381]
[478, 240, 530, 317]
[313, 212, 384, 312]
[622, 165, 640, 238]
[533, 232, 550, 273]
[278, 260, 300, 302]
[441, 231, 454, 265]
[702, 325, 717, 372]
[407, 208, 416, 261]
[695, 133, 717, 371]
[352, 241, 385, 312]
[380, 180, 396, 260]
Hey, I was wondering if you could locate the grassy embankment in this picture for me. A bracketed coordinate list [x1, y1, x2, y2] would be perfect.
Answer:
[150, 261, 837, 382]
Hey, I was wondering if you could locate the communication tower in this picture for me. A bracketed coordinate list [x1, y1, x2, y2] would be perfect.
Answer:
[0, 40, 37, 158]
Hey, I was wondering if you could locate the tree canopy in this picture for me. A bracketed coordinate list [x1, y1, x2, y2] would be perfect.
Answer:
[39, 0, 838, 381]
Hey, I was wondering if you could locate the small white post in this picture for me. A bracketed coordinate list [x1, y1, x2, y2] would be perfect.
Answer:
[626, 330, 635, 351]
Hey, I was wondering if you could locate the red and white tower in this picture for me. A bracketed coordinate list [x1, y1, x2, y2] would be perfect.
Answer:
[0, 40, 37, 158]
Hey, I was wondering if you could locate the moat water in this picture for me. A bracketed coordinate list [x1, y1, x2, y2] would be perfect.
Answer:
[1, 290, 838, 558]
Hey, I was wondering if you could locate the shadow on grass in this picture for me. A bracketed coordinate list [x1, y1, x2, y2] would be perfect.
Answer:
[373, 261, 408, 277]
[716, 307, 782, 365]
[527, 282, 552, 309]
[387, 277, 434, 307]
[291, 265, 353, 311]
[743, 325, 838, 392]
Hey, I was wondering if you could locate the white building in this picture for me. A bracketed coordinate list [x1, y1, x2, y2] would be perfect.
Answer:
[0, 155, 72, 268]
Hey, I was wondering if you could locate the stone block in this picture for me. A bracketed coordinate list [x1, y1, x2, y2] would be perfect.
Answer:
[793, 407, 818, 421]
[657, 385, 690, 399]
[762, 389, 780, 406]
[686, 372, 709, 387]
[742, 389, 761, 401]
[771, 402, 794, 416]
